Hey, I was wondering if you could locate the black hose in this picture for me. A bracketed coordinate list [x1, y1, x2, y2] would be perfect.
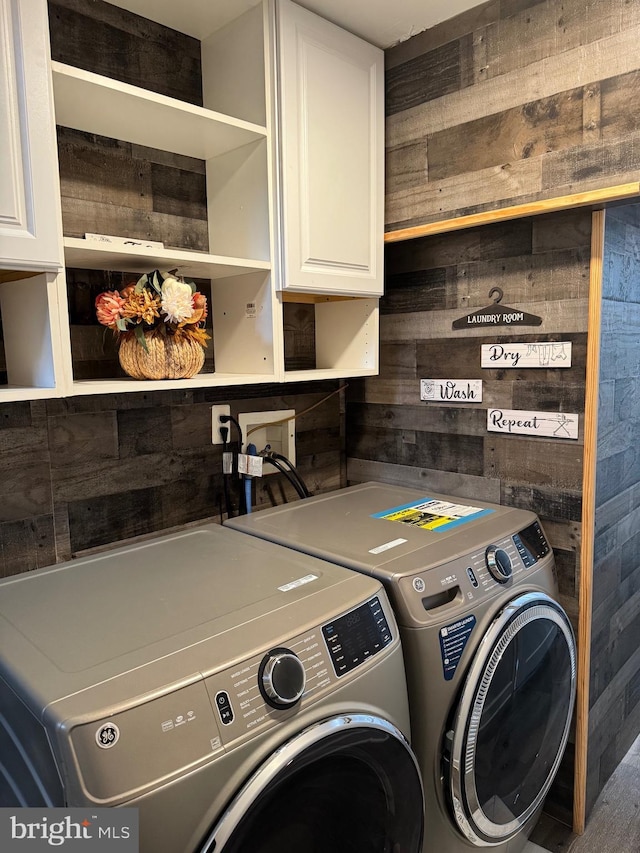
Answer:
[263, 456, 308, 500]
[268, 451, 311, 497]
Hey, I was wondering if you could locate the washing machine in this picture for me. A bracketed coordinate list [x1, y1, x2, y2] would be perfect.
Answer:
[226, 482, 577, 853]
[0, 523, 424, 853]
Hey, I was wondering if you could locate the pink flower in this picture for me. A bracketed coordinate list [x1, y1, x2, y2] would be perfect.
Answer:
[95, 290, 125, 327]
[193, 292, 208, 320]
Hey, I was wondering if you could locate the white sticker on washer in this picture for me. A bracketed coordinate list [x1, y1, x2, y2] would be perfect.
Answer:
[369, 538, 408, 555]
[278, 574, 318, 592]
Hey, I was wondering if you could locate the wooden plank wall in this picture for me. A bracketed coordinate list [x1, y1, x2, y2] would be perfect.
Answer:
[385, 0, 640, 233]
[0, 382, 345, 575]
[347, 207, 591, 823]
[588, 205, 640, 814]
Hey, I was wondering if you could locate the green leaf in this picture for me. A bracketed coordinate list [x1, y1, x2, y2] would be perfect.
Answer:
[150, 270, 163, 293]
[183, 277, 196, 293]
[115, 317, 128, 332]
[135, 273, 148, 293]
[134, 324, 149, 353]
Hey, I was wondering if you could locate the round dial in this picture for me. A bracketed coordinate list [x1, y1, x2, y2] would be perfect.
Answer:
[485, 546, 513, 583]
[259, 649, 306, 708]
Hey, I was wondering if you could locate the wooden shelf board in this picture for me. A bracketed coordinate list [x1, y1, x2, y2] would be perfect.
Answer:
[280, 292, 360, 303]
[68, 372, 279, 395]
[384, 183, 640, 243]
[283, 367, 378, 382]
[63, 239, 270, 280]
[52, 62, 266, 161]
[0, 386, 60, 401]
[0, 270, 42, 284]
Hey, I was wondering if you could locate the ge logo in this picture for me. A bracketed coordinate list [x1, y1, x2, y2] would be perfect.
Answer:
[95, 722, 120, 749]
[413, 577, 426, 593]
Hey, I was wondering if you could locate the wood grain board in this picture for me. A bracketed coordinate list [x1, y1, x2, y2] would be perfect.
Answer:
[385, 0, 640, 232]
[586, 206, 640, 818]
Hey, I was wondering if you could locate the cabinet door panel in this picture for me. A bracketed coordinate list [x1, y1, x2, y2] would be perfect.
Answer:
[277, 0, 383, 296]
[0, 0, 62, 271]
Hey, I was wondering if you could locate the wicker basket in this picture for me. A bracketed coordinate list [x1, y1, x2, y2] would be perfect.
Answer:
[118, 333, 205, 380]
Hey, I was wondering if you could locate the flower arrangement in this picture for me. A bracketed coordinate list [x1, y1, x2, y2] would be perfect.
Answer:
[95, 269, 209, 352]
[95, 269, 210, 380]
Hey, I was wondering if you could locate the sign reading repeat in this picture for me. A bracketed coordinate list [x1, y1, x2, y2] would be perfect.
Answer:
[487, 408, 579, 439]
[0, 809, 138, 851]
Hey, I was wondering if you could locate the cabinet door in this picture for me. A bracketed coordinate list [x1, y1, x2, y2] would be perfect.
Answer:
[276, 0, 383, 296]
[0, 0, 62, 271]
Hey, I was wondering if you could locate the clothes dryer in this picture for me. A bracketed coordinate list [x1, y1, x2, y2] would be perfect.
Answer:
[226, 482, 577, 853]
[0, 523, 424, 853]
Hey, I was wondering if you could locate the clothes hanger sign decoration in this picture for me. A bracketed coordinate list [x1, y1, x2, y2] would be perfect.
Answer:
[452, 287, 542, 329]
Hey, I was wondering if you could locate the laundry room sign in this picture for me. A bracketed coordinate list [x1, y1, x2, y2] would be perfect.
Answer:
[481, 341, 572, 368]
[487, 408, 579, 439]
[420, 379, 482, 402]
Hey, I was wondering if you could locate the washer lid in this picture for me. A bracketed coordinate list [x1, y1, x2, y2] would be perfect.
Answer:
[0, 524, 380, 717]
[226, 482, 534, 581]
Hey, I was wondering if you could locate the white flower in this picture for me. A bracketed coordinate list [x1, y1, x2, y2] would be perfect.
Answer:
[161, 277, 194, 324]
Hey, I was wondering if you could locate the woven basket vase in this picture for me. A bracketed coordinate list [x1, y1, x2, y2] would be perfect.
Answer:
[118, 333, 205, 380]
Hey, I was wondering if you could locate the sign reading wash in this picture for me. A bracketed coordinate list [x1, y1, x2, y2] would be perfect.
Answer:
[0, 809, 138, 851]
[420, 379, 482, 402]
[488, 408, 579, 440]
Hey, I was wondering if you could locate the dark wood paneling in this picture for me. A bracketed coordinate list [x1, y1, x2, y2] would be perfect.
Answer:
[385, 39, 462, 116]
[0, 382, 346, 567]
[385, 0, 640, 231]
[48, 0, 202, 105]
[427, 87, 584, 182]
[57, 128, 209, 251]
[587, 205, 640, 815]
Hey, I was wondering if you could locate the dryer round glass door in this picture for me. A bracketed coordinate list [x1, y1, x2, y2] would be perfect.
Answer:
[445, 592, 576, 846]
[201, 714, 424, 853]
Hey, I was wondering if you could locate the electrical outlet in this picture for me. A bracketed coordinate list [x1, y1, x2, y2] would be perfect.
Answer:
[238, 410, 295, 473]
[211, 405, 231, 444]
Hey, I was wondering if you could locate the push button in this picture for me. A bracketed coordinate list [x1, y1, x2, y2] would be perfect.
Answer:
[466, 567, 479, 588]
[215, 691, 234, 725]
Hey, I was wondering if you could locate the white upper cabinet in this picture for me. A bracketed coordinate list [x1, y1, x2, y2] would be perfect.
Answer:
[275, 0, 384, 297]
[0, 0, 63, 272]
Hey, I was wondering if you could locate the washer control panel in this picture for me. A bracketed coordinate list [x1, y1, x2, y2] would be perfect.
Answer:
[398, 519, 553, 627]
[512, 520, 550, 567]
[205, 594, 395, 746]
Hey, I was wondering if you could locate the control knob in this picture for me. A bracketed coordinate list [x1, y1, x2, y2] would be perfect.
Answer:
[485, 545, 513, 583]
[259, 648, 306, 709]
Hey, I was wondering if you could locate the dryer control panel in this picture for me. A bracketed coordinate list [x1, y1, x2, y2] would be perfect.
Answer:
[204, 594, 395, 748]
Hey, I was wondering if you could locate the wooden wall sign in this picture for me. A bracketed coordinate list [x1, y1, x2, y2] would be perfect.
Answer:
[453, 287, 542, 329]
[421, 379, 482, 402]
[487, 408, 579, 439]
[481, 341, 572, 368]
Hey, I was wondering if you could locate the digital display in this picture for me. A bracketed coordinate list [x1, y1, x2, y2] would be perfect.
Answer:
[322, 597, 392, 677]
[513, 522, 550, 567]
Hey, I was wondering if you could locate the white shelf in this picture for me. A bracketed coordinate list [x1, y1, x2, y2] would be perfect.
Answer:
[284, 367, 378, 382]
[63, 238, 270, 280]
[51, 62, 267, 160]
[0, 385, 61, 401]
[68, 372, 278, 396]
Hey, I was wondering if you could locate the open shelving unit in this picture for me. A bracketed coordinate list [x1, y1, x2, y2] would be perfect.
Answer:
[2, 0, 383, 401]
